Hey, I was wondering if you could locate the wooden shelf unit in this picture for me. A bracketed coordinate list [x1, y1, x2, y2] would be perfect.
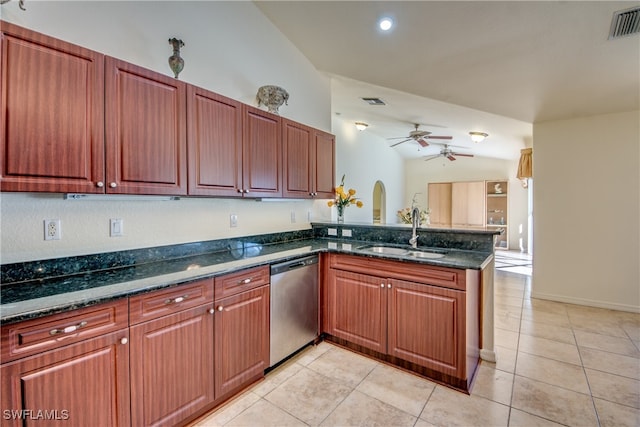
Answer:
[485, 180, 508, 249]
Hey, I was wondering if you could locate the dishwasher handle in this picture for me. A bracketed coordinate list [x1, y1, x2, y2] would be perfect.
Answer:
[270, 255, 318, 275]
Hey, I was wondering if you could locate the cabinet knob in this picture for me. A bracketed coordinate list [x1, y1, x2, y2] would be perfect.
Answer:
[109, 182, 117, 188]
[209, 308, 215, 314]
[387, 284, 392, 288]
[380, 283, 385, 288]
[96, 181, 104, 188]
[244, 189, 250, 194]
[217, 306, 224, 312]
[237, 188, 243, 193]
[120, 337, 128, 345]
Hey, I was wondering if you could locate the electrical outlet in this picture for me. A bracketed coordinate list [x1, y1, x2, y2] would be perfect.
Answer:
[290, 211, 296, 223]
[307, 210, 312, 222]
[110, 218, 124, 237]
[44, 219, 61, 240]
[230, 214, 238, 228]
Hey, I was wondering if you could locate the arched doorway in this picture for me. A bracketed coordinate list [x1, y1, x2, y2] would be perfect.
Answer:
[372, 181, 386, 224]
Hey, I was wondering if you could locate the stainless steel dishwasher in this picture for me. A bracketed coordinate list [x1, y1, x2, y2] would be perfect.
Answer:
[269, 254, 319, 367]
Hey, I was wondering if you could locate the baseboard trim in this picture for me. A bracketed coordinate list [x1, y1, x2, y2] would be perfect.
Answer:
[530, 291, 640, 313]
[480, 349, 496, 362]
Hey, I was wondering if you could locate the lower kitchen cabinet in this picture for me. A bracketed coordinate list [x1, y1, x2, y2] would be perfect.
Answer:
[129, 304, 215, 427]
[1, 330, 131, 427]
[324, 254, 478, 389]
[214, 284, 270, 399]
[387, 278, 465, 378]
[326, 269, 387, 354]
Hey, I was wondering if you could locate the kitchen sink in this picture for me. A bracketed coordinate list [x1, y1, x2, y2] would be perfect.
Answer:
[406, 250, 445, 259]
[358, 245, 447, 259]
[364, 246, 409, 255]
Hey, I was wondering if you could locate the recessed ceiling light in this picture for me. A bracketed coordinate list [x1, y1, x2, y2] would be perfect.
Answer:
[379, 17, 393, 31]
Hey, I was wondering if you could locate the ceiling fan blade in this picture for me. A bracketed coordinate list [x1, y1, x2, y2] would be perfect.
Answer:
[447, 154, 457, 161]
[423, 154, 442, 162]
[426, 135, 453, 140]
[387, 136, 412, 140]
[390, 138, 411, 147]
[452, 152, 474, 157]
[416, 138, 429, 147]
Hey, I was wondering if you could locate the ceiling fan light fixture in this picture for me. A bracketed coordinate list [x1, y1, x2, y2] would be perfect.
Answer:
[469, 131, 488, 143]
[355, 122, 368, 131]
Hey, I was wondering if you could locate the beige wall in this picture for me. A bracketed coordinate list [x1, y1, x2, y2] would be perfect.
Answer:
[331, 116, 405, 224]
[0, 1, 334, 264]
[532, 110, 640, 312]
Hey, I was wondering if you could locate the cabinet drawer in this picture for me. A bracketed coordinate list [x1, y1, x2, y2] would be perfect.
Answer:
[129, 278, 214, 325]
[214, 266, 270, 300]
[1, 299, 128, 363]
[329, 254, 465, 291]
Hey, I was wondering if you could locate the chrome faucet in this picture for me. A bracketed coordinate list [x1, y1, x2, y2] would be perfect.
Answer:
[409, 206, 420, 248]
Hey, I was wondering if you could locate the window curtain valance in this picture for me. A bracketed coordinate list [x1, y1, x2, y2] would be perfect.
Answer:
[517, 148, 533, 179]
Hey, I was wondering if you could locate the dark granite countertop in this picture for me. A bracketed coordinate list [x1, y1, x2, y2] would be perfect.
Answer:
[1, 226, 494, 325]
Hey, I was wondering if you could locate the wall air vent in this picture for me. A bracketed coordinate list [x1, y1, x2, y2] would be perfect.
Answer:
[609, 6, 640, 39]
[361, 97, 386, 105]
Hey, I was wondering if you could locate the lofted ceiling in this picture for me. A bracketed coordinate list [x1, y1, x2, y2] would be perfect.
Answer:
[255, 1, 640, 159]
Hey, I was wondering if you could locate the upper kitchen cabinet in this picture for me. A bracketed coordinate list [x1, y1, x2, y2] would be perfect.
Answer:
[0, 22, 105, 193]
[187, 85, 243, 197]
[282, 119, 335, 199]
[105, 57, 187, 195]
[241, 105, 282, 198]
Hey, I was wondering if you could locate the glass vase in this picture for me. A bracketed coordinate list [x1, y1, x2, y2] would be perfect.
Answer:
[337, 205, 344, 223]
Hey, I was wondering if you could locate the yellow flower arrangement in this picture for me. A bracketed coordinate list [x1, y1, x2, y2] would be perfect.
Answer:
[327, 175, 363, 220]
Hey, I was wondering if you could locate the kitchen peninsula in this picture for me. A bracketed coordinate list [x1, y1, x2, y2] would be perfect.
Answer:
[1, 223, 497, 426]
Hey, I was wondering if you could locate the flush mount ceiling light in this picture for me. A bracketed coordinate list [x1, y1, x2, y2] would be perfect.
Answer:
[469, 132, 488, 143]
[378, 17, 394, 31]
[355, 122, 369, 131]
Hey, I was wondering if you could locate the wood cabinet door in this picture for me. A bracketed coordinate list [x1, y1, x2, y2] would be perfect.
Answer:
[215, 285, 269, 398]
[187, 85, 242, 196]
[451, 181, 485, 227]
[387, 278, 465, 378]
[0, 22, 105, 193]
[282, 119, 313, 198]
[105, 56, 187, 195]
[326, 269, 387, 354]
[242, 105, 282, 197]
[313, 129, 336, 198]
[130, 304, 215, 427]
[0, 330, 130, 427]
[428, 183, 452, 226]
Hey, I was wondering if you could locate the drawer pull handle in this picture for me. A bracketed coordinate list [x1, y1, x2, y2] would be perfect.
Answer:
[164, 294, 189, 305]
[50, 321, 88, 336]
[238, 278, 252, 285]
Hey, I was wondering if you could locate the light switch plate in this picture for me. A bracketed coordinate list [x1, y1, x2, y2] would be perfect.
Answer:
[110, 218, 124, 237]
[230, 214, 238, 228]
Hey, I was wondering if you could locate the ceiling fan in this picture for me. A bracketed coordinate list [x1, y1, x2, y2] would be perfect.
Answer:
[387, 123, 452, 148]
[423, 144, 474, 162]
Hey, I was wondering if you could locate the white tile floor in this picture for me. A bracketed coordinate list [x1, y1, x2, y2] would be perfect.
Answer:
[193, 268, 640, 427]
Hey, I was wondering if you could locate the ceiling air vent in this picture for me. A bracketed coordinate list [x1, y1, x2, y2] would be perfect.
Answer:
[609, 6, 640, 39]
[361, 97, 386, 105]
